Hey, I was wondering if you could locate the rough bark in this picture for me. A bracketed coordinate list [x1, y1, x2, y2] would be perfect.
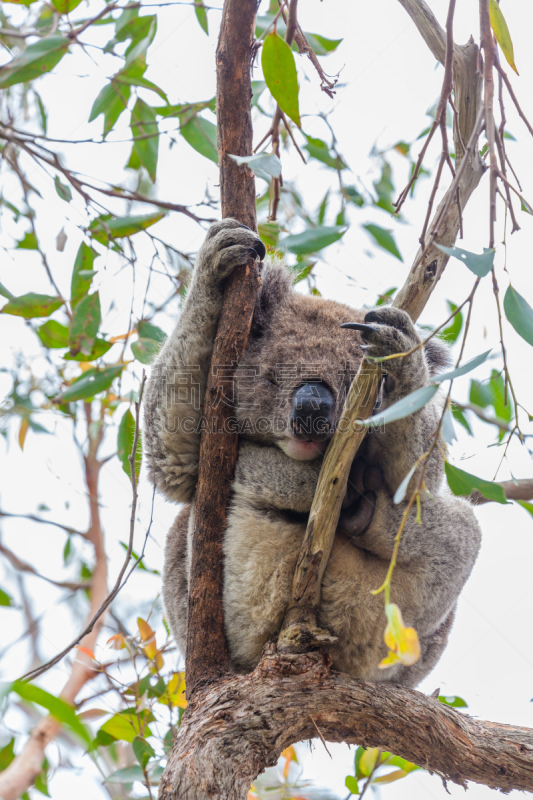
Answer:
[185, 0, 260, 696]
[160, 645, 533, 799]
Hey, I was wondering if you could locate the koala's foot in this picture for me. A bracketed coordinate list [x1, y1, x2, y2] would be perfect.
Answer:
[200, 218, 266, 281]
[339, 459, 383, 538]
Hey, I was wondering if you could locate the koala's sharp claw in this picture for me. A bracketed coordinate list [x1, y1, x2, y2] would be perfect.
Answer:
[341, 322, 378, 335]
[252, 239, 266, 261]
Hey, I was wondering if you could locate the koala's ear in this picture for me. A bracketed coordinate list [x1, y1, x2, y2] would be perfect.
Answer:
[423, 335, 453, 377]
[251, 259, 292, 338]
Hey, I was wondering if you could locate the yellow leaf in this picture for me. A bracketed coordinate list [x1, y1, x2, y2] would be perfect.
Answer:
[137, 617, 154, 642]
[379, 603, 421, 668]
[358, 747, 379, 777]
[162, 672, 187, 709]
[106, 633, 126, 650]
[489, 0, 518, 75]
[374, 769, 408, 784]
[281, 745, 298, 779]
[18, 418, 29, 450]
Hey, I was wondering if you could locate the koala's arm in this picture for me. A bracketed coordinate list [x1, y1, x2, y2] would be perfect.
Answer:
[144, 220, 265, 503]
[359, 308, 446, 498]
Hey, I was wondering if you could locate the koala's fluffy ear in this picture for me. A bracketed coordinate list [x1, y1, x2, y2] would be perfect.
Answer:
[251, 259, 292, 338]
[423, 335, 453, 377]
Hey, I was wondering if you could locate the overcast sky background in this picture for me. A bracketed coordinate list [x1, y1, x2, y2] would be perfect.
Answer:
[1, 0, 533, 798]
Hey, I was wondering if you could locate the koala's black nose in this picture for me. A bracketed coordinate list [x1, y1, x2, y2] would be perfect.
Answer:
[290, 382, 335, 440]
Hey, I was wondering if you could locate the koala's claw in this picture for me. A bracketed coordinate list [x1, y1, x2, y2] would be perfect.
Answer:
[341, 322, 378, 335]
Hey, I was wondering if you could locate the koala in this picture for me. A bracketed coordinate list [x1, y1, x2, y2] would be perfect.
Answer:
[144, 219, 482, 688]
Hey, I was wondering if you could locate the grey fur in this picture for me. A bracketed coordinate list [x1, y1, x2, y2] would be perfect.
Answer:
[145, 220, 482, 688]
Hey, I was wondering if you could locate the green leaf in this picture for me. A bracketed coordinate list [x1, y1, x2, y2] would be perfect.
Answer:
[113, 58, 168, 102]
[376, 287, 396, 306]
[363, 224, 403, 261]
[438, 694, 468, 708]
[360, 385, 439, 428]
[280, 225, 346, 255]
[194, 0, 208, 34]
[0, 588, 13, 607]
[504, 285, 533, 347]
[88, 212, 167, 244]
[228, 152, 281, 180]
[16, 231, 38, 250]
[345, 775, 360, 795]
[393, 463, 418, 504]
[444, 462, 509, 504]
[153, 97, 215, 119]
[60, 365, 124, 402]
[344, 186, 365, 207]
[373, 162, 395, 213]
[258, 221, 280, 247]
[180, 116, 218, 164]
[54, 176, 72, 202]
[261, 32, 301, 127]
[71, 242, 98, 306]
[69, 292, 101, 357]
[0, 281, 15, 300]
[435, 245, 495, 277]
[451, 403, 473, 435]
[138, 320, 167, 344]
[304, 135, 346, 170]
[131, 339, 159, 364]
[117, 408, 142, 479]
[99, 709, 152, 744]
[12, 681, 91, 746]
[304, 32, 342, 55]
[37, 320, 69, 349]
[51, 0, 82, 13]
[489, 0, 518, 74]
[130, 98, 159, 182]
[1, 294, 63, 319]
[104, 766, 145, 784]
[440, 301, 463, 344]
[517, 500, 533, 518]
[133, 736, 154, 769]
[431, 350, 492, 385]
[0, 35, 69, 89]
[63, 338, 112, 362]
[125, 16, 157, 65]
[89, 81, 131, 137]
[0, 738, 15, 771]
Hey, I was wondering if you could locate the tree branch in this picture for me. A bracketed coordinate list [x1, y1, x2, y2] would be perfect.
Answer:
[472, 478, 533, 505]
[160, 646, 533, 799]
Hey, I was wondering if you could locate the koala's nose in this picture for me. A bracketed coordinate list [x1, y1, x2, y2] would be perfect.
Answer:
[290, 382, 335, 440]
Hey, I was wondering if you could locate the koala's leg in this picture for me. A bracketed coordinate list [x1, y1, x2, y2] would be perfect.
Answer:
[144, 220, 265, 503]
[351, 307, 445, 498]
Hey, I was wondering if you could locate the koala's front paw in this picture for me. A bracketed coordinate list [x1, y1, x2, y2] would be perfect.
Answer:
[339, 459, 383, 538]
[200, 218, 266, 281]
[342, 307, 427, 388]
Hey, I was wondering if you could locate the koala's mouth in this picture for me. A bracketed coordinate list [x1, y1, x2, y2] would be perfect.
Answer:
[279, 436, 330, 462]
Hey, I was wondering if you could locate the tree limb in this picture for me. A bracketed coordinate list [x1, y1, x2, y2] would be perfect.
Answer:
[160, 645, 533, 799]
[472, 478, 533, 505]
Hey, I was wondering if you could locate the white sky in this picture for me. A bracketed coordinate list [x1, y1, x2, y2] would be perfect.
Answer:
[1, 1, 533, 798]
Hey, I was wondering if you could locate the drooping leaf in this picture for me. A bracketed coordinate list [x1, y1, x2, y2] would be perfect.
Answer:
[363, 224, 402, 261]
[99, 709, 153, 744]
[373, 162, 395, 213]
[344, 186, 365, 207]
[451, 403, 473, 435]
[431, 350, 492, 384]
[261, 32, 301, 127]
[71, 242, 98, 306]
[444, 462, 509, 504]
[54, 176, 72, 202]
[393, 463, 418, 504]
[89, 212, 167, 244]
[130, 98, 159, 182]
[0, 588, 13, 607]
[304, 32, 342, 55]
[379, 603, 421, 668]
[12, 681, 91, 746]
[504, 285, 533, 346]
[489, 0, 518, 74]
[194, 0, 208, 34]
[133, 736, 155, 769]
[1, 294, 63, 319]
[0, 35, 69, 89]
[358, 747, 380, 777]
[16, 231, 38, 250]
[89, 80, 131, 137]
[280, 225, 346, 255]
[69, 292, 101, 357]
[114, 59, 168, 102]
[228, 152, 282, 180]
[59, 365, 124, 402]
[440, 300, 463, 343]
[438, 695, 468, 708]
[435, 244, 495, 277]
[180, 116, 218, 164]
[36, 320, 69, 349]
[63, 338, 112, 362]
[117, 408, 142, 479]
[360, 385, 438, 428]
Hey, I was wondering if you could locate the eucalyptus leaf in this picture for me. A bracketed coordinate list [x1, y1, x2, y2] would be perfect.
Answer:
[37, 320, 69, 349]
[1, 294, 63, 319]
[504, 285, 533, 346]
[261, 32, 301, 127]
[60, 365, 124, 402]
[180, 116, 218, 164]
[130, 98, 159, 182]
[489, 0, 518, 74]
[280, 225, 346, 255]
[228, 152, 282, 179]
[360, 384, 438, 429]
[393, 463, 418, 504]
[363, 224, 402, 261]
[69, 292, 101, 357]
[436, 244, 495, 277]
[0, 35, 69, 89]
[71, 243, 98, 306]
[444, 462, 509, 504]
[89, 212, 166, 244]
[12, 681, 91, 745]
[431, 350, 492, 384]
[117, 408, 142, 479]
